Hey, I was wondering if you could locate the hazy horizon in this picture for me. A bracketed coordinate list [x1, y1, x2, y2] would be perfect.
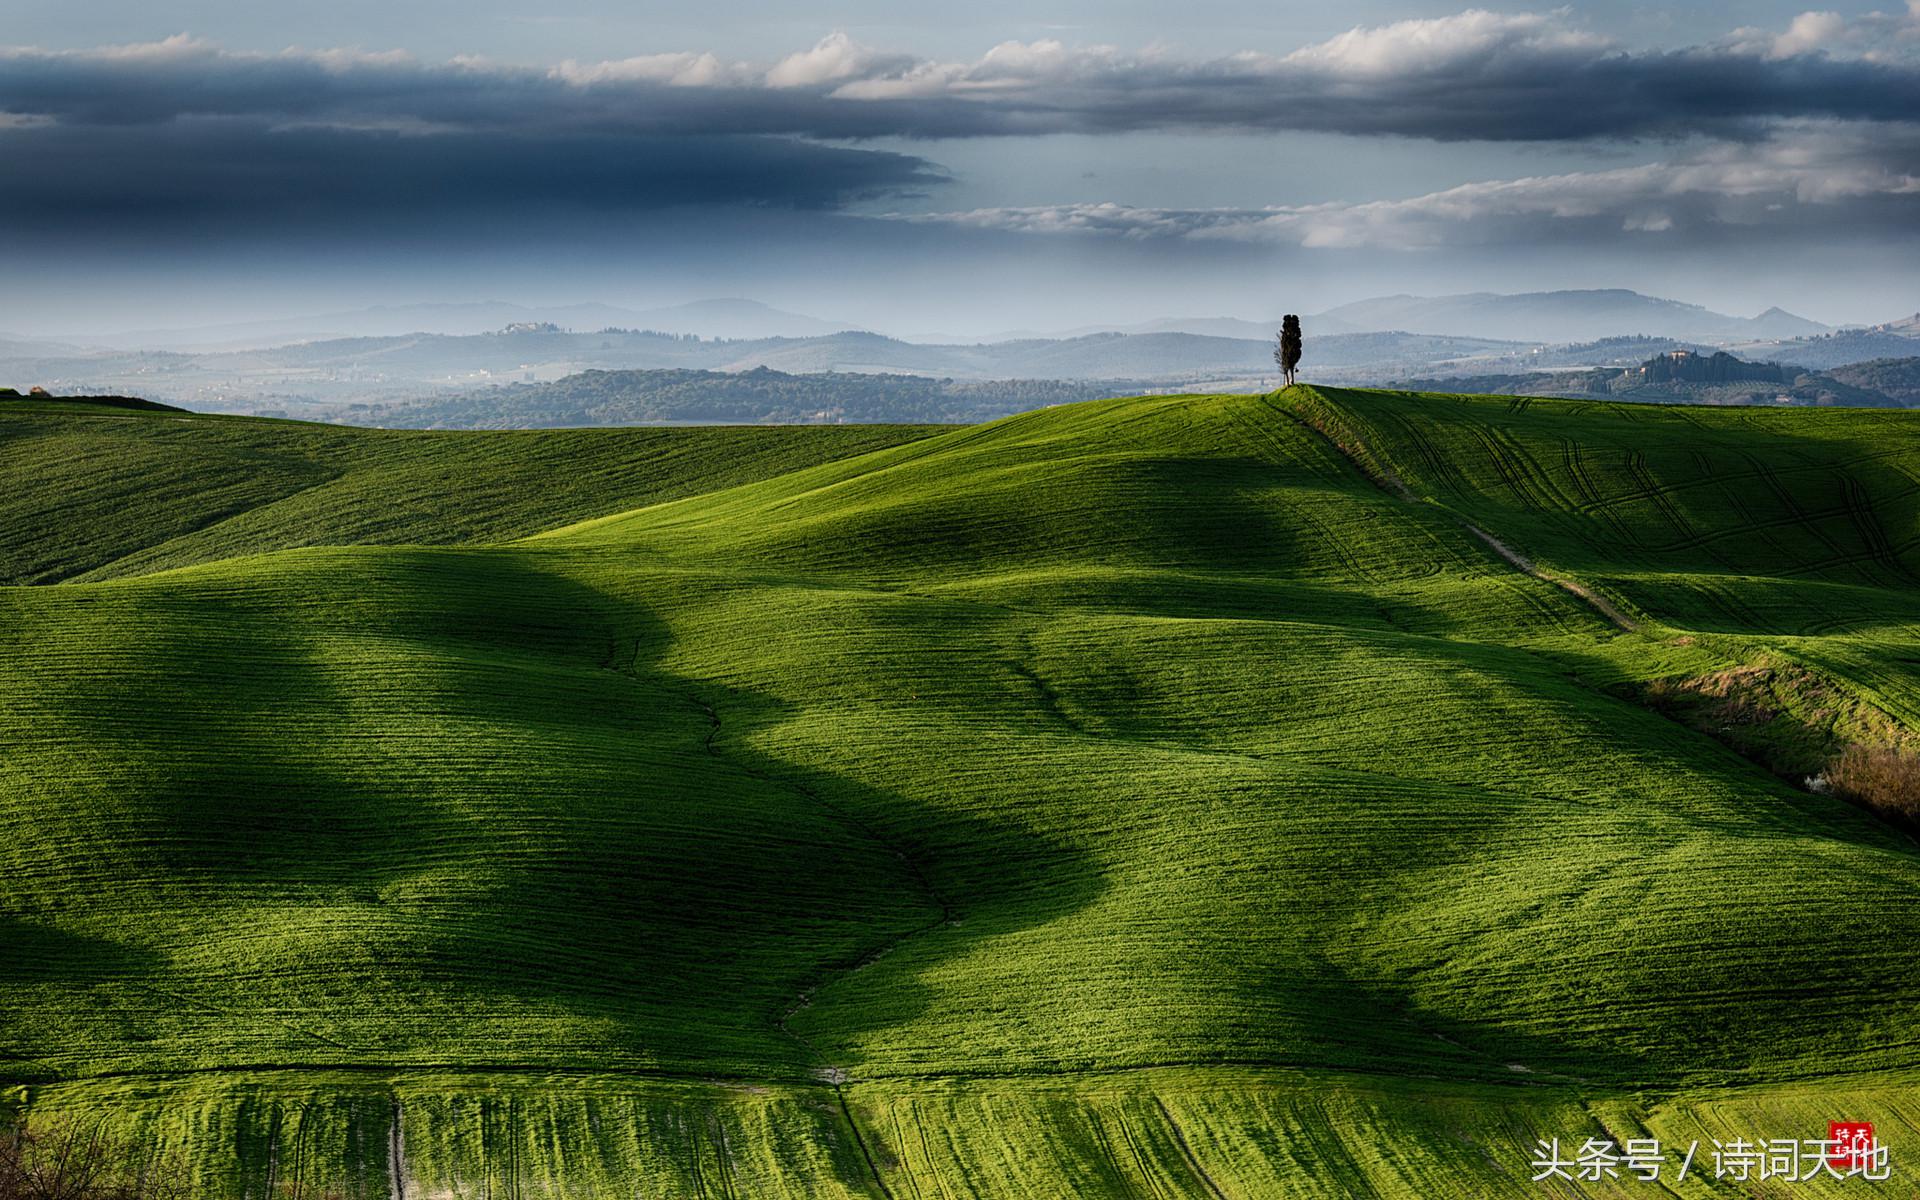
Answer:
[4, 287, 1892, 352]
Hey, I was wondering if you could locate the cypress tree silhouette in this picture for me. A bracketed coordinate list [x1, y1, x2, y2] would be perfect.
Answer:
[1276, 315, 1303, 387]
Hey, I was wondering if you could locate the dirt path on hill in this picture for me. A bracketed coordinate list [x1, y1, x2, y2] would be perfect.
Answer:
[1461, 523, 1637, 632]
[1272, 388, 1637, 633]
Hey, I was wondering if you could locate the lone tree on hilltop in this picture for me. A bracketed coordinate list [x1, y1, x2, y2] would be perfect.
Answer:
[1276, 315, 1303, 387]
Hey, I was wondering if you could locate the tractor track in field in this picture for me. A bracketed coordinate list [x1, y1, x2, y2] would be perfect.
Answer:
[1578, 1101, 1693, 1200]
[1740, 450, 1855, 570]
[1151, 1097, 1231, 1200]
[1623, 451, 1707, 559]
[1838, 470, 1917, 583]
[1562, 439, 1647, 547]
[1488, 426, 1581, 514]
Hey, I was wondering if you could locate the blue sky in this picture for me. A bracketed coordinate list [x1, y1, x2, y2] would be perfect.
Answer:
[2, 1, 1916, 335]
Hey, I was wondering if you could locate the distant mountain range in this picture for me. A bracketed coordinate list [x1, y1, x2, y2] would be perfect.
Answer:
[1864, 312, 1920, 336]
[1032, 290, 1836, 348]
[1724, 328, 1920, 370]
[725, 329, 1518, 379]
[584, 298, 858, 340]
[7, 290, 1914, 418]
[1053, 316, 1285, 342]
[0, 332, 83, 357]
[3, 327, 1525, 412]
[1306, 290, 1831, 344]
[28, 289, 1869, 354]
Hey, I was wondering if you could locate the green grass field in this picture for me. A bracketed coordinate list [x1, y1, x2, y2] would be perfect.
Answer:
[4, 390, 1919, 1197]
[0, 400, 936, 584]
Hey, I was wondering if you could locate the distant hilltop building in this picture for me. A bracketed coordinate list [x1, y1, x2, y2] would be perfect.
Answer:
[500, 322, 561, 335]
[1638, 349, 1789, 385]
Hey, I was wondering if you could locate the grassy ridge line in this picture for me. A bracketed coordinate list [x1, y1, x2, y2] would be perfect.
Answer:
[0, 395, 186, 413]
[523, 403, 1064, 548]
[0, 401, 938, 584]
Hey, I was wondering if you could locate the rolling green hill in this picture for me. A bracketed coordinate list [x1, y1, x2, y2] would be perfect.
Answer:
[0, 400, 936, 584]
[4, 388, 1919, 1197]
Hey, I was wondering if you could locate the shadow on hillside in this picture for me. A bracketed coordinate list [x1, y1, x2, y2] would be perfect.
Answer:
[28, 536, 1920, 1101]
[1302, 384, 1920, 640]
[722, 454, 1316, 579]
[1229, 951, 1664, 1088]
[532, 551, 1111, 1076]
[0, 919, 164, 1083]
[6, 544, 1103, 1080]
[0, 917, 162, 982]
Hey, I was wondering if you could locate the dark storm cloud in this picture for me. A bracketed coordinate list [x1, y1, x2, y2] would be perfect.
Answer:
[1257, 45, 1920, 142]
[0, 118, 944, 233]
[2, 11, 1917, 237]
[0, 38, 951, 233]
[1, 13, 1918, 147]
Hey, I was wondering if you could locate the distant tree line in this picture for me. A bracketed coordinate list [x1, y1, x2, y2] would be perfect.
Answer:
[1384, 352, 1920, 408]
[1639, 350, 1789, 384]
[1824, 356, 1920, 404]
[593, 327, 705, 342]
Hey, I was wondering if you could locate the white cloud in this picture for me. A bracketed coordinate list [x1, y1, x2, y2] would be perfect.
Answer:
[766, 32, 911, 88]
[1728, 4, 1920, 59]
[827, 37, 1128, 100]
[1770, 11, 1850, 58]
[552, 52, 747, 88]
[1278, 9, 1610, 75]
[891, 125, 1920, 251]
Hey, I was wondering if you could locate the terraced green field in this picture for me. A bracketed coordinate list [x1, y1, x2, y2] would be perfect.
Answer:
[4, 389, 1919, 1197]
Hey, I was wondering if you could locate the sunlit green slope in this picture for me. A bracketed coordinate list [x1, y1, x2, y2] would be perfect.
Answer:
[4, 390, 1919, 1197]
[1293, 386, 1920, 731]
[0, 398, 934, 584]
